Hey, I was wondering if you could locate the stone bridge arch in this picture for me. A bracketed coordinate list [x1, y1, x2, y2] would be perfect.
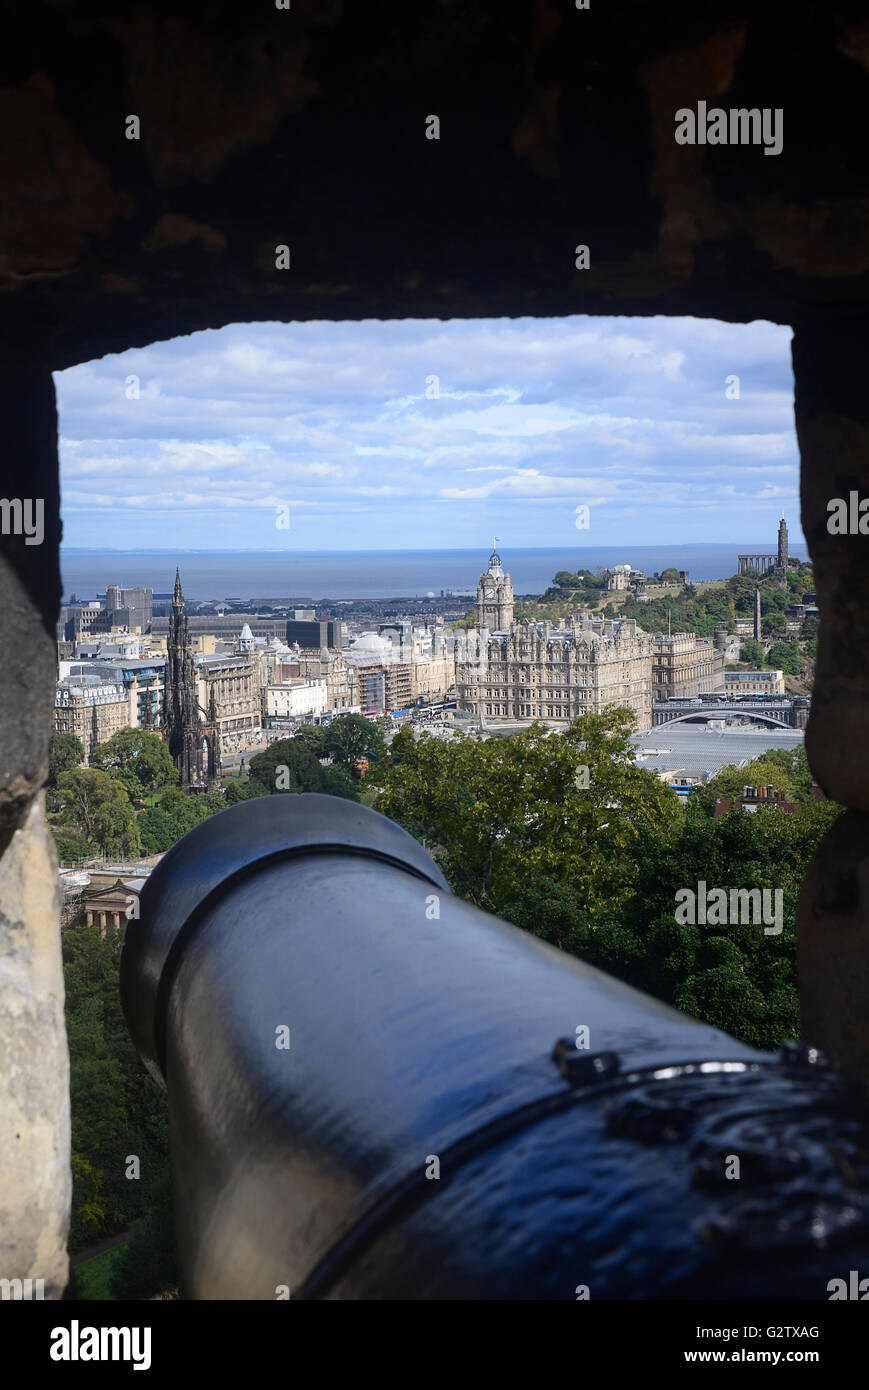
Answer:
[660, 711, 794, 730]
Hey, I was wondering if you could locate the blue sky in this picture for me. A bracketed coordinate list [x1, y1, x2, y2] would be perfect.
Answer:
[55, 315, 803, 550]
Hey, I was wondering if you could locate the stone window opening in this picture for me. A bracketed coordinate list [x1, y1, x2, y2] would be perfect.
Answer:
[0, 7, 865, 1303]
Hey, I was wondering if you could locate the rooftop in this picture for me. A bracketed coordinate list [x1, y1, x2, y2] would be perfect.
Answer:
[631, 725, 804, 780]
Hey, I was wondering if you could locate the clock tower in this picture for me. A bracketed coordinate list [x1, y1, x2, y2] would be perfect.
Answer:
[476, 541, 514, 631]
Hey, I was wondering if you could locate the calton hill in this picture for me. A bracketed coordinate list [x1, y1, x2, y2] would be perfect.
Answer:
[510, 558, 817, 689]
[54, 559, 830, 1299]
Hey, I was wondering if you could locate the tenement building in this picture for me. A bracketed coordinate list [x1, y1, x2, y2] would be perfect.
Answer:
[455, 548, 653, 729]
[53, 676, 130, 761]
[651, 632, 725, 699]
[196, 653, 262, 753]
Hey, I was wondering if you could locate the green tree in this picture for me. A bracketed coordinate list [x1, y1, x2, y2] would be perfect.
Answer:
[729, 575, 759, 612]
[450, 608, 478, 630]
[54, 832, 95, 862]
[321, 764, 360, 800]
[374, 708, 678, 929]
[249, 738, 325, 794]
[224, 778, 259, 805]
[367, 696, 838, 1054]
[48, 730, 84, 788]
[694, 757, 795, 815]
[761, 745, 814, 801]
[292, 723, 328, 757]
[136, 783, 223, 854]
[63, 923, 170, 1252]
[385, 723, 417, 766]
[322, 714, 387, 777]
[137, 807, 173, 855]
[582, 800, 842, 1049]
[109, 1179, 176, 1300]
[660, 567, 680, 582]
[153, 786, 199, 842]
[92, 729, 178, 800]
[70, 1154, 106, 1240]
[767, 641, 802, 677]
[190, 791, 227, 823]
[740, 638, 765, 667]
[55, 768, 141, 858]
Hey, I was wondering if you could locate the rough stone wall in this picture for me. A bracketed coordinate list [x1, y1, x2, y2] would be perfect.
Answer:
[0, 2, 868, 362]
[795, 320, 869, 1082]
[0, 796, 70, 1299]
[1, 0, 869, 1290]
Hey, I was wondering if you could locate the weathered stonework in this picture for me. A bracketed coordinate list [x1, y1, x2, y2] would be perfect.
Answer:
[798, 810, 869, 1086]
[0, 795, 70, 1299]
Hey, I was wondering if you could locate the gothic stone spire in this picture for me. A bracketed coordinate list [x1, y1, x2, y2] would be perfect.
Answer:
[163, 569, 203, 789]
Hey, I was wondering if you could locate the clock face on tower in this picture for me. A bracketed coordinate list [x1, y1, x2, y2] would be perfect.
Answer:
[484, 586, 495, 599]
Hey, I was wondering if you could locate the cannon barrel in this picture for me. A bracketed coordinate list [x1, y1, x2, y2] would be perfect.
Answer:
[121, 794, 869, 1300]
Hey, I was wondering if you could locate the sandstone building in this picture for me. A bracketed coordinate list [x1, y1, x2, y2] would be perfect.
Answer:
[456, 548, 654, 730]
[724, 668, 786, 696]
[651, 632, 725, 700]
[196, 653, 262, 755]
[53, 677, 130, 762]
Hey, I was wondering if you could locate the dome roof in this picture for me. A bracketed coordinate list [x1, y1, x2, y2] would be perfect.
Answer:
[351, 631, 392, 654]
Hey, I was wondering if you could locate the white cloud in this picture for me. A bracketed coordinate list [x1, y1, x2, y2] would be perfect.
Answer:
[54, 314, 800, 547]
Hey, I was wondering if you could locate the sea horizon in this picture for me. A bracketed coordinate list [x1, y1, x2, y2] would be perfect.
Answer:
[60, 543, 810, 603]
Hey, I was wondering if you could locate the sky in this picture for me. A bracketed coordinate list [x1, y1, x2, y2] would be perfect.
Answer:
[54, 315, 803, 550]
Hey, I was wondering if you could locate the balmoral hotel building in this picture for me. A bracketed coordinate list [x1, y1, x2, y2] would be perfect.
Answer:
[455, 549, 655, 731]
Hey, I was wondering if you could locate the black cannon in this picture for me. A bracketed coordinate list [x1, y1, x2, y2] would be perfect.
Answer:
[120, 794, 869, 1299]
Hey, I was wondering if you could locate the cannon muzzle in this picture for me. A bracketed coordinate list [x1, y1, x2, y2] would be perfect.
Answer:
[121, 794, 869, 1299]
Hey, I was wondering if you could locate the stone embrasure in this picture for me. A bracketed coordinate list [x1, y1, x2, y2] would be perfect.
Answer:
[0, 795, 70, 1300]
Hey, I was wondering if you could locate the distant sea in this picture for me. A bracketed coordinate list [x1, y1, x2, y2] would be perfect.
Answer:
[60, 544, 810, 603]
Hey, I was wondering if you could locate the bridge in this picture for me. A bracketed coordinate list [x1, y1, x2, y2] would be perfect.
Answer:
[652, 698, 808, 729]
